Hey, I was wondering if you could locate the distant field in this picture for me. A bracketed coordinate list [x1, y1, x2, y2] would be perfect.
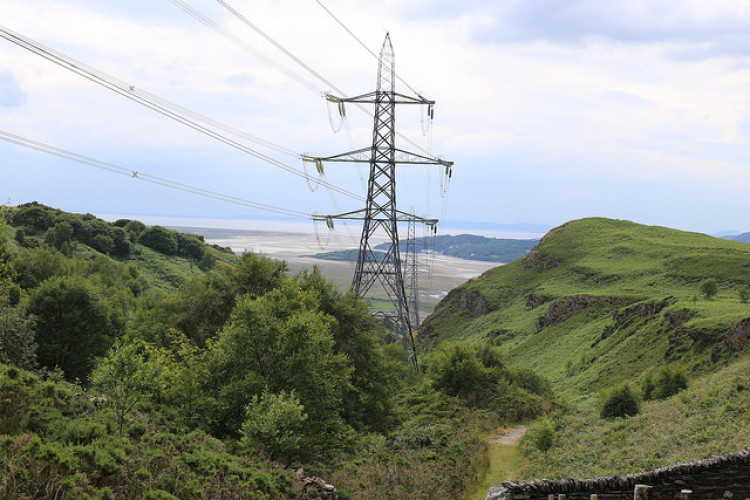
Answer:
[201, 229, 500, 319]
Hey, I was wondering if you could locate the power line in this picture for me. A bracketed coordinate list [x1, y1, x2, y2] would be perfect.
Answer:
[167, 0, 322, 94]
[0, 25, 364, 202]
[0, 130, 311, 219]
[312, 0, 423, 98]
[214, 0, 349, 98]
[182, 0, 434, 158]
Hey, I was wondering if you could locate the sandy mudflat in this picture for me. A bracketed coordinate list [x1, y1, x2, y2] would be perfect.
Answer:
[204, 230, 501, 310]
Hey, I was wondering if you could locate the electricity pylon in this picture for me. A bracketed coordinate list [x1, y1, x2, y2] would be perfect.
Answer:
[310, 34, 452, 371]
[405, 212, 421, 329]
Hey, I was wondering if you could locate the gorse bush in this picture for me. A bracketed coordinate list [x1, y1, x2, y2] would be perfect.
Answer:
[600, 383, 640, 419]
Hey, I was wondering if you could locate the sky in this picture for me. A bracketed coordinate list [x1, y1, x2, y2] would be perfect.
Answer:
[3, 0, 750, 239]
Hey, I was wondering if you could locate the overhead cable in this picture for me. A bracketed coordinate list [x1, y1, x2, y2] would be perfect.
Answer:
[199, 0, 433, 157]
[0, 25, 363, 202]
[312, 0, 423, 98]
[167, 0, 322, 94]
[0, 130, 311, 219]
[214, 0, 348, 97]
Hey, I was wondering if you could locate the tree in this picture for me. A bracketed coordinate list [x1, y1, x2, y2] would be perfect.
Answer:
[175, 271, 236, 346]
[207, 278, 352, 457]
[230, 251, 288, 297]
[0, 306, 37, 370]
[138, 226, 178, 255]
[298, 267, 396, 432]
[91, 339, 161, 435]
[600, 383, 640, 419]
[533, 417, 556, 456]
[426, 341, 508, 405]
[150, 329, 214, 429]
[91, 233, 115, 255]
[241, 389, 308, 465]
[700, 278, 718, 300]
[51, 221, 73, 250]
[111, 226, 131, 257]
[176, 233, 205, 261]
[27, 276, 115, 380]
[123, 219, 146, 239]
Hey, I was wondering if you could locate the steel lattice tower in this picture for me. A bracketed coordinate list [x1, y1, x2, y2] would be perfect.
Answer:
[405, 212, 421, 329]
[310, 34, 452, 370]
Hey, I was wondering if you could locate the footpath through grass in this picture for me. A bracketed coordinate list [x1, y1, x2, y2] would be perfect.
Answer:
[464, 426, 527, 500]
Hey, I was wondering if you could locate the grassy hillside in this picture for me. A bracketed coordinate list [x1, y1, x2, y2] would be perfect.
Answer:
[421, 218, 750, 407]
[520, 355, 750, 479]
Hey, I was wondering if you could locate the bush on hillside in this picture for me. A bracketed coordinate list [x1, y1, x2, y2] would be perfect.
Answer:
[139, 226, 179, 255]
[642, 366, 688, 400]
[700, 278, 718, 300]
[600, 383, 640, 419]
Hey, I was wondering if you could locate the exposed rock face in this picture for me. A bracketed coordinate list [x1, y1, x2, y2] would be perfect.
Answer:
[444, 287, 489, 317]
[525, 293, 552, 309]
[613, 297, 675, 324]
[536, 295, 637, 332]
[664, 309, 693, 327]
[666, 316, 750, 360]
[725, 317, 750, 353]
[522, 247, 560, 271]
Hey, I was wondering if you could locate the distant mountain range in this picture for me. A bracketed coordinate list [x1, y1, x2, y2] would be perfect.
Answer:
[723, 232, 750, 243]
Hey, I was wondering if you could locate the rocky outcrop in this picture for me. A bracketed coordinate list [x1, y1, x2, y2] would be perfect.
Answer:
[537, 295, 637, 332]
[724, 317, 750, 353]
[523, 248, 560, 271]
[525, 293, 552, 309]
[487, 449, 750, 500]
[613, 297, 675, 325]
[444, 287, 490, 317]
[664, 309, 693, 328]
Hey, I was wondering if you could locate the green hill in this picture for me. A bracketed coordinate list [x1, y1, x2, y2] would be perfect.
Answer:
[421, 217, 750, 407]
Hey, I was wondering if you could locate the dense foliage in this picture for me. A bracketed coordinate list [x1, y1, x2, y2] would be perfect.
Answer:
[0, 203, 555, 498]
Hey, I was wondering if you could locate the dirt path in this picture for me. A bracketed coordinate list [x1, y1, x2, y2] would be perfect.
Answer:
[464, 426, 527, 500]
[487, 426, 527, 446]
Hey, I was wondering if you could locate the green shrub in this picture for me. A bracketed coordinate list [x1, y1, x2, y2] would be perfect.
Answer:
[241, 390, 308, 465]
[425, 341, 507, 404]
[600, 383, 640, 419]
[700, 278, 718, 300]
[533, 417, 556, 455]
[653, 366, 687, 399]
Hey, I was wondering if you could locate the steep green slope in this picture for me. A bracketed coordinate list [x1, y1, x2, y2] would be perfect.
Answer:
[520, 356, 750, 479]
[421, 218, 750, 406]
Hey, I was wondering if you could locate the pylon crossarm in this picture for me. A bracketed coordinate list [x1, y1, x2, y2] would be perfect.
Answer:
[310, 147, 450, 166]
[327, 91, 434, 106]
[315, 210, 438, 226]
[393, 149, 453, 167]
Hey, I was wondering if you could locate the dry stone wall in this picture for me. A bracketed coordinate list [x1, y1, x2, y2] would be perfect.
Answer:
[486, 449, 750, 500]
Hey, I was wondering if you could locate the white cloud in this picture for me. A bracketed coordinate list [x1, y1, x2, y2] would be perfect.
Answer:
[2, 0, 750, 233]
